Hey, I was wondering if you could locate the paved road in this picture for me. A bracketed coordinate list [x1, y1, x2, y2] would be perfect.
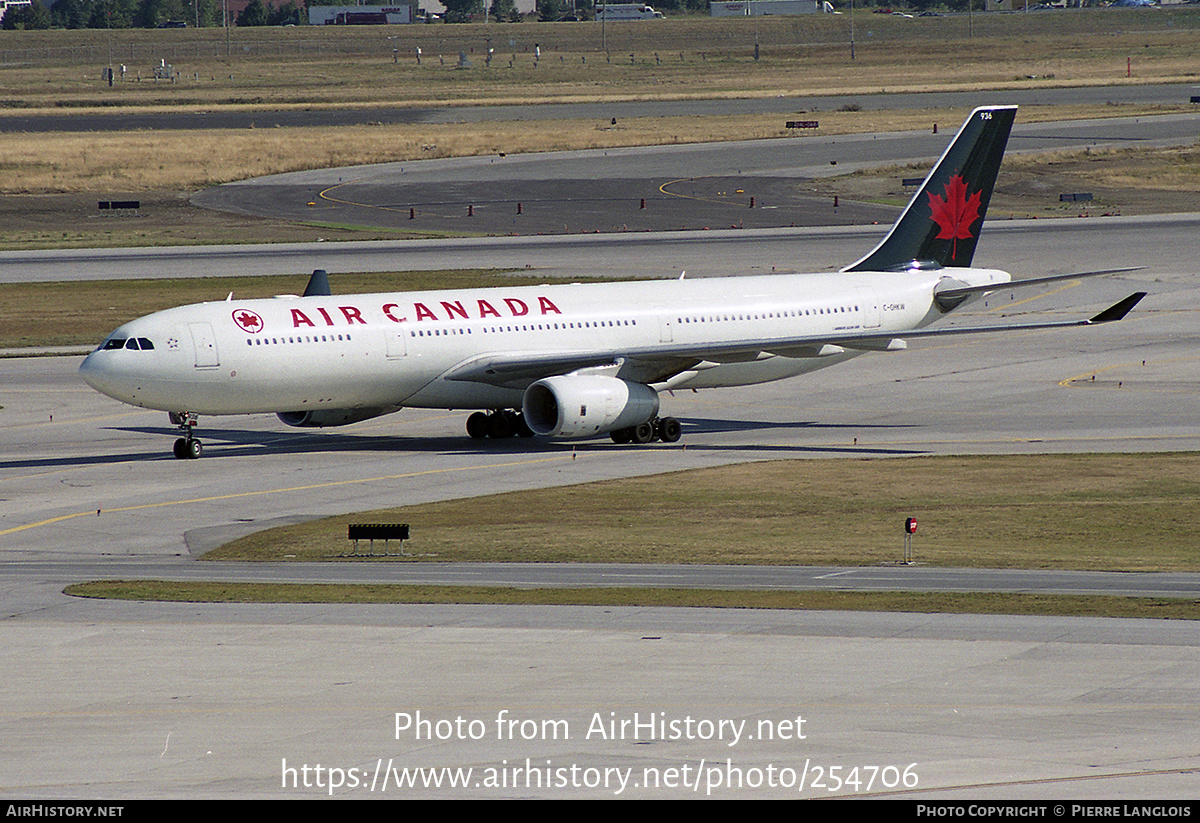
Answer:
[2, 84, 1196, 133]
[6, 212, 1200, 286]
[193, 112, 1200, 236]
[8, 560, 1200, 600]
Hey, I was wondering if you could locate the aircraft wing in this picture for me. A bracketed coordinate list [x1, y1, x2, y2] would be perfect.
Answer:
[444, 293, 1146, 389]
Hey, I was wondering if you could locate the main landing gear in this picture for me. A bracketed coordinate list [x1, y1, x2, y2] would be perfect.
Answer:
[466, 410, 535, 440]
[168, 411, 202, 459]
[610, 416, 682, 445]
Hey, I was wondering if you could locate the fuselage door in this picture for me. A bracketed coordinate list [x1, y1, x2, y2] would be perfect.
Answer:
[857, 289, 882, 329]
[657, 309, 673, 343]
[385, 327, 408, 359]
[188, 322, 220, 368]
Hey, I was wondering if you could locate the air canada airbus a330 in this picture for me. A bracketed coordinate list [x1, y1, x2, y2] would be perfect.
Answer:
[80, 106, 1145, 459]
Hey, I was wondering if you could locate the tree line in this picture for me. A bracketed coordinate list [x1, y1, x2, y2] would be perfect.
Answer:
[2, 0, 978, 32]
[2, 0, 303, 29]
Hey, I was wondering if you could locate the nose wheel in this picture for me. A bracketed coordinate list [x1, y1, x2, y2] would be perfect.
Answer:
[173, 437, 203, 459]
[168, 412, 202, 459]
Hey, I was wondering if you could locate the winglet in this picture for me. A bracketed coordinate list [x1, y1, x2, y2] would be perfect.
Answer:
[1087, 292, 1146, 324]
[303, 269, 331, 297]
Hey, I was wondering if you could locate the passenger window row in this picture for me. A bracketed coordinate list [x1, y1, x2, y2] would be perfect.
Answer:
[410, 319, 639, 337]
[677, 306, 858, 324]
[246, 334, 353, 345]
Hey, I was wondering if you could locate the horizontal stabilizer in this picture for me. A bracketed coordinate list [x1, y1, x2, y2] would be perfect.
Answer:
[934, 267, 1144, 311]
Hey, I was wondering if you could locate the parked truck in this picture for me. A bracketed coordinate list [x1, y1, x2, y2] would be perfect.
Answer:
[595, 4, 665, 19]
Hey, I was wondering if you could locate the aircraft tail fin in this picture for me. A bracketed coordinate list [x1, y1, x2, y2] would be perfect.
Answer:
[844, 105, 1017, 273]
[303, 269, 331, 297]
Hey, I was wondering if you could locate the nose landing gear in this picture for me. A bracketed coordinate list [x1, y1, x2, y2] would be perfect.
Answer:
[168, 412, 202, 459]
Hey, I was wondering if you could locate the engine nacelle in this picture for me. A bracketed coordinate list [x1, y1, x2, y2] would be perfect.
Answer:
[522, 375, 659, 438]
[277, 406, 398, 428]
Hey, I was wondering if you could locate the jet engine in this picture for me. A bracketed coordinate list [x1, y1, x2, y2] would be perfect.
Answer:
[276, 407, 398, 427]
[522, 375, 659, 438]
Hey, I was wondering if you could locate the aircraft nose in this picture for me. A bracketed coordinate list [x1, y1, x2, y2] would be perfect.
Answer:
[79, 350, 109, 393]
[79, 349, 131, 401]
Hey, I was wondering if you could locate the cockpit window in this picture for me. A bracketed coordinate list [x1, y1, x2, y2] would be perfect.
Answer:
[99, 337, 154, 351]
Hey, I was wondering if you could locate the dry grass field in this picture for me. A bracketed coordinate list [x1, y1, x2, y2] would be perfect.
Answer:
[1, 10, 1198, 198]
[2, 102, 1194, 196]
[209, 454, 1200, 573]
[3, 12, 1200, 110]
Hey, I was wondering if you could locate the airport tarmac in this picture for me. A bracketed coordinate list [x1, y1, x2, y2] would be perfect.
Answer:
[4, 263, 1198, 797]
[193, 112, 1200, 237]
[2, 124, 1199, 798]
[3, 253, 1197, 561]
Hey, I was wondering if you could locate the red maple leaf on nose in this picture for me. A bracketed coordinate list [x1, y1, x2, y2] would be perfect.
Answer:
[928, 174, 982, 261]
[235, 311, 261, 329]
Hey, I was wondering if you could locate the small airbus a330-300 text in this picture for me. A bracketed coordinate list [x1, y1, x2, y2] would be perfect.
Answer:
[80, 106, 1145, 458]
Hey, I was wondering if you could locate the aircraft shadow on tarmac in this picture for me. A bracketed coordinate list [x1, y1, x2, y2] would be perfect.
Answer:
[0, 419, 923, 471]
[682, 416, 914, 435]
[129, 416, 921, 458]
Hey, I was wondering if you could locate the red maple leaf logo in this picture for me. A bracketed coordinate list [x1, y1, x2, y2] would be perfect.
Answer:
[233, 310, 263, 333]
[928, 175, 982, 261]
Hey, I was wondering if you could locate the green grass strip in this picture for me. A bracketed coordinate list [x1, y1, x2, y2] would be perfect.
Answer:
[64, 580, 1200, 620]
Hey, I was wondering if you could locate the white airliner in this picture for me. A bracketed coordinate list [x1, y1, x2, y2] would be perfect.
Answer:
[80, 106, 1144, 459]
